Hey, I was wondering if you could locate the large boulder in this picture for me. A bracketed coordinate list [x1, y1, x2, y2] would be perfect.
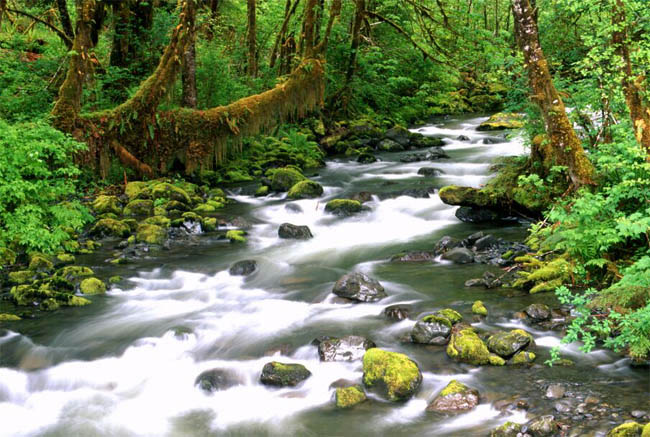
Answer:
[270, 168, 306, 191]
[136, 224, 167, 245]
[151, 182, 192, 205]
[90, 218, 131, 238]
[260, 362, 311, 387]
[123, 199, 154, 217]
[433, 236, 460, 255]
[524, 303, 552, 322]
[384, 126, 411, 146]
[606, 422, 645, 437]
[332, 272, 387, 303]
[335, 385, 367, 409]
[287, 180, 324, 199]
[325, 199, 363, 216]
[426, 380, 479, 412]
[377, 138, 404, 152]
[456, 206, 502, 223]
[411, 315, 452, 345]
[362, 348, 422, 401]
[477, 113, 524, 131]
[195, 368, 244, 392]
[418, 167, 443, 177]
[446, 326, 504, 366]
[79, 277, 106, 295]
[442, 247, 474, 264]
[318, 335, 376, 362]
[486, 329, 534, 358]
[92, 195, 122, 215]
[278, 223, 313, 239]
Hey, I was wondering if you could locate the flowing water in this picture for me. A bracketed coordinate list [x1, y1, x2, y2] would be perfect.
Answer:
[0, 115, 648, 436]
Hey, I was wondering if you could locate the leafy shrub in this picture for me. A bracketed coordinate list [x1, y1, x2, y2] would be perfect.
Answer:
[0, 120, 93, 254]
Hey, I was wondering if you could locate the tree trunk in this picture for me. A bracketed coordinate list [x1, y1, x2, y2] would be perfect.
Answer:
[346, 0, 365, 82]
[511, 0, 595, 187]
[56, 0, 74, 40]
[182, 39, 197, 108]
[270, 0, 300, 69]
[302, 0, 318, 57]
[246, 0, 257, 76]
[110, 0, 154, 70]
[612, 0, 650, 159]
[0, 0, 6, 29]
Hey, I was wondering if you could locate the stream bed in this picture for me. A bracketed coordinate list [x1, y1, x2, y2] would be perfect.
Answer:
[0, 115, 648, 436]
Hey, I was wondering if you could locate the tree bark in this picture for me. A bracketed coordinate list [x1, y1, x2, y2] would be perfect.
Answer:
[109, 0, 154, 70]
[246, 0, 257, 76]
[512, 0, 595, 187]
[346, 0, 365, 82]
[182, 39, 197, 108]
[612, 0, 650, 159]
[56, 0, 74, 40]
[0, 0, 6, 29]
[270, 0, 300, 69]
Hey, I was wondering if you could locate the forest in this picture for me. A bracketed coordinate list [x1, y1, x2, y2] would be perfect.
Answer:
[0, 0, 649, 435]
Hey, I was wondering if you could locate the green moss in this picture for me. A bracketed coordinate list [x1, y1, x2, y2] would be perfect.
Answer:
[136, 224, 167, 245]
[335, 385, 367, 408]
[325, 199, 362, 216]
[509, 351, 536, 365]
[9, 270, 35, 285]
[437, 309, 463, 324]
[641, 423, 650, 437]
[226, 230, 247, 243]
[80, 277, 106, 295]
[109, 276, 122, 284]
[477, 113, 524, 131]
[41, 298, 60, 311]
[488, 354, 506, 366]
[56, 265, 94, 281]
[202, 217, 218, 232]
[193, 203, 217, 214]
[439, 380, 471, 397]
[151, 182, 192, 205]
[90, 218, 131, 238]
[92, 195, 122, 215]
[513, 256, 571, 294]
[446, 328, 493, 365]
[270, 167, 307, 191]
[125, 181, 150, 200]
[144, 216, 171, 228]
[472, 301, 488, 316]
[362, 348, 422, 401]
[55, 253, 76, 266]
[0, 314, 21, 321]
[123, 199, 154, 217]
[67, 296, 91, 306]
[28, 254, 53, 272]
[490, 422, 523, 437]
[607, 422, 644, 437]
[153, 206, 168, 217]
[0, 248, 17, 266]
[287, 180, 324, 199]
[422, 315, 452, 328]
[439, 185, 498, 208]
[255, 185, 269, 197]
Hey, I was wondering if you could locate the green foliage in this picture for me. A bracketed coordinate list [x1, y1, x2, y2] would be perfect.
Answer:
[0, 120, 93, 254]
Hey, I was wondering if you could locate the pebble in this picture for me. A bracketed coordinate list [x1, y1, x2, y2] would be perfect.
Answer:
[555, 400, 572, 414]
[546, 384, 566, 399]
[631, 410, 647, 418]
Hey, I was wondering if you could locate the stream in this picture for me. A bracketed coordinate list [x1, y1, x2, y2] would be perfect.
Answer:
[0, 115, 648, 436]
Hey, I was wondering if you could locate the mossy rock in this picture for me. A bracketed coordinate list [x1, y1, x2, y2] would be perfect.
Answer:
[486, 329, 534, 358]
[125, 181, 150, 200]
[28, 254, 53, 272]
[226, 230, 247, 243]
[325, 199, 362, 216]
[193, 203, 217, 214]
[446, 327, 495, 365]
[80, 277, 106, 295]
[472, 301, 488, 316]
[255, 185, 269, 197]
[270, 167, 307, 191]
[151, 182, 192, 205]
[287, 180, 324, 199]
[362, 348, 422, 401]
[513, 256, 571, 294]
[8, 270, 36, 285]
[202, 217, 218, 232]
[335, 385, 367, 409]
[260, 362, 311, 387]
[421, 314, 452, 328]
[123, 199, 154, 217]
[607, 422, 644, 437]
[0, 248, 17, 266]
[67, 296, 91, 306]
[427, 380, 479, 412]
[509, 351, 536, 365]
[477, 113, 525, 131]
[56, 265, 94, 282]
[136, 224, 167, 245]
[109, 276, 122, 284]
[437, 308, 463, 324]
[90, 218, 131, 239]
[642, 423, 650, 437]
[54, 253, 76, 267]
[153, 206, 168, 217]
[41, 298, 60, 311]
[208, 188, 226, 198]
[0, 314, 21, 321]
[439, 185, 499, 208]
[144, 215, 171, 228]
[163, 200, 190, 212]
[490, 421, 523, 437]
[92, 195, 122, 215]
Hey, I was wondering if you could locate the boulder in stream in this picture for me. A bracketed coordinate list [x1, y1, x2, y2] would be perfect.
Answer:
[433, 236, 460, 255]
[383, 305, 410, 321]
[278, 223, 313, 239]
[524, 303, 552, 322]
[287, 180, 324, 199]
[489, 422, 523, 437]
[417, 167, 443, 177]
[332, 272, 387, 303]
[260, 362, 311, 387]
[335, 385, 367, 409]
[446, 325, 505, 366]
[390, 251, 436, 262]
[606, 422, 645, 437]
[426, 380, 479, 412]
[362, 348, 422, 401]
[318, 335, 376, 362]
[486, 329, 534, 358]
[455, 206, 502, 223]
[441, 247, 474, 264]
[411, 313, 458, 345]
[229, 260, 257, 276]
[325, 199, 363, 216]
[195, 368, 244, 392]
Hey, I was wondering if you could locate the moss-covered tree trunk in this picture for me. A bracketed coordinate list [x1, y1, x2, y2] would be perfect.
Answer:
[0, 0, 6, 29]
[512, 0, 596, 187]
[246, 0, 257, 77]
[182, 13, 197, 108]
[346, 0, 365, 82]
[612, 0, 650, 160]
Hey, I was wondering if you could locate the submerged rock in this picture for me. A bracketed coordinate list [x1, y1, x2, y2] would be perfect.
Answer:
[332, 272, 387, 303]
[433, 236, 460, 255]
[335, 385, 367, 409]
[362, 348, 422, 401]
[456, 206, 502, 223]
[318, 335, 376, 362]
[527, 415, 559, 436]
[427, 380, 479, 412]
[442, 247, 474, 264]
[325, 199, 363, 216]
[417, 167, 443, 177]
[390, 251, 436, 262]
[229, 260, 257, 276]
[195, 368, 244, 392]
[260, 362, 311, 387]
[278, 223, 313, 239]
[486, 329, 534, 358]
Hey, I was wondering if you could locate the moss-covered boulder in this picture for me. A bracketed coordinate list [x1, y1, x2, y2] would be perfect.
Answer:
[260, 362, 311, 387]
[487, 329, 534, 358]
[8, 270, 36, 285]
[90, 218, 131, 239]
[56, 265, 94, 282]
[28, 254, 53, 272]
[226, 230, 247, 243]
[335, 385, 367, 409]
[0, 314, 21, 321]
[193, 203, 217, 214]
[123, 199, 154, 217]
[439, 185, 499, 208]
[437, 308, 463, 324]
[477, 113, 525, 131]
[490, 422, 523, 437]
[447, 326, 503, 366]
[607, 422, 644, 437]
[426, 380, 479, 412]
[54, 253, 75, 267]
[125, 181, 150, 200]
[80, 277, 106, 295]
[255, 185, 269, 197]
[202, 217, 218, 232]
[144, 215, 171, 228]
[151, 182, 192, 205]
[642, 423, 650, 437]
[0, 247, 17, 266]
[325, 199, 362, 216]
[136, 224, 167, 245]
[472, 301, 488, 316]
[270, 167, 307, 191]
[509, 350, 536, 365]
[411, 315, 452, 345]
[513, 256, 571, 294]
[92, 195, 122, 215]
[362, 348, 422, 401]
[287, 180, 324, 199]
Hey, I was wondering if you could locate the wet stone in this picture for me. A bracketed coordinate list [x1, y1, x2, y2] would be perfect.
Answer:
[195, 368, 244, 392]
[332, 272, 387, 303]
[278, 223, 313, 239]
[229, 260, 257, 276]
[383, 305, 410, 321]
[546, 384, 566, 399]
[318, 335, 376, 362]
